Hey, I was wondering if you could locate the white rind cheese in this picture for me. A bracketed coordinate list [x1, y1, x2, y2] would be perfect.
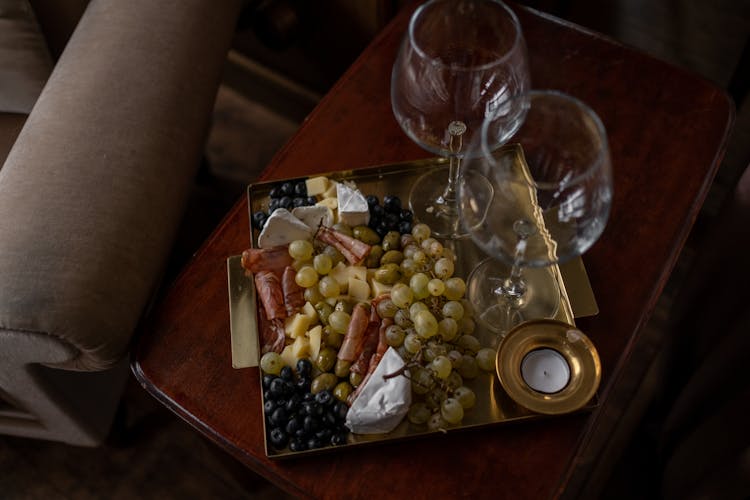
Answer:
[336, 181, 370, 227]
[292, 205, 333, 230]
[257, 208, 314, 248]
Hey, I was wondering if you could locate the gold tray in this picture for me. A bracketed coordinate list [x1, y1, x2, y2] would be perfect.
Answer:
[227, 149, 600, 458]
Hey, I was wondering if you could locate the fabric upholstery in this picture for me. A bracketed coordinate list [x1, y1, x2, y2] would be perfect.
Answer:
[0, 0, 53, 113]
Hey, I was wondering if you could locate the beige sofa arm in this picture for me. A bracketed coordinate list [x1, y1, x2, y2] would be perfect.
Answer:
[0, 0, 242, 444]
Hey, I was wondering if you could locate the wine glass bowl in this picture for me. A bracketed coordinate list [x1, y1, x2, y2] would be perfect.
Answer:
[391, 0, 530, 238]
[459, 90, 613, 336]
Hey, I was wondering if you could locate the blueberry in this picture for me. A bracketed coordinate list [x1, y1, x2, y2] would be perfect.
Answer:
[263, 400, 276, 415]
[303, 415, 320, 433]
[315, 428, 333, 442]
[383, 195, 402, 213]
[399, 209, 413, 222]
[314, 390, 334, 407]
[296, 376, 311, 394]
[268, 198, 280, 212]
[285, 394, 301, 413]
[302, 391, 315, 402]
[296, 359, 312, 376]
[280, 366, 294, 381]
[307, 437, 323, 450]
[398, 221, 412, 234]
[283, 380, 296, 397]
[366, 194, 379, 207]
[269, 378, 286, 400]
[262, 374, 275, 391]
[280, 182, 294, 196]
[292, 197, 306, 208]
[305, 196, 317, 206]
[269, 186, 283, 198]
[279, 196, 293, 210]
[286, 416, 302, 435]
[371, 204, 384, 219]
[251, 211, 268, 230]
[331, 433, 347, 446]
[376, 222, 390, 238]
[289, 438, 307, 452]
[294, 181, 307, 196]
[270, 407, 288, 427]
[269, 428, 289, 450]
[385, 213, 400, 229]
[322, 410, 337, 427]
[334, 401, 349, 421]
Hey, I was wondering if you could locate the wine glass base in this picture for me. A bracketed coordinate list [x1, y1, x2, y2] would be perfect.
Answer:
[467, 258, 561, 344]
[409, 167, 492, 240]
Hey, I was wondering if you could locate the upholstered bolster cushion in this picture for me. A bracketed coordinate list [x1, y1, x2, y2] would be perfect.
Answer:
[0, 0, 242, 371]
[0, 0, 53, 114]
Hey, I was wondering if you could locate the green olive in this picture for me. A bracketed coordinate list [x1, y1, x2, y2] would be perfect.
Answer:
[311, 373, 338, 394]
[352, 225, 381, 245]
[322, 326, 343, 349]
[333, 381, 354, 402]
[365, 245, 384, 268]
[322, 244, 345, 266]
[315, 301, 333, 325]
[382, 230, 402, 252]
[332, 222, 353, 237]
[380, 249, 404, 265]
[334, 358, 352, 378]
[315, 347, 337, 372]
[334, 298, 354, 314]
[349, 371, 364, 388]
[374, 263, 402, 285]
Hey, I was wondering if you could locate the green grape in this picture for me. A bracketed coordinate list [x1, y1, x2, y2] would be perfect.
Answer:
[328, 310, 351, 334]
[411, 367, 434, 395]
[259, 351, 283, 375]
[448, 349, 463, 368]
[318, 275, 341, 298]
[427, 412, 448, 431]
[403, 244, 418, 260]
[390, 283, 414, 309]
[421, 237, 444, 259]
[453, 386, 476, 409]
[442, 300, 464, 321]
[413, 310, 438, 338]
[288, 239, 314, 261]
[304, 286, 324, 305]
[424, 387, 446, 410]
[403, 332, 422, 354]
[410, 272, 430, 300]
[292, 258, 312, 271]
[459, 316, 476, 335]
[457, 354, 479, 379]
[411, 223, 431, 243]
[376, 297, 398, 318]
[442, 246, 456, 262]
[322, 244, 345, 266]
[409, 301, 428, 318]
[456, 334, 481, 354]
[394, 309, 412, 328]
[443, 277, 467, 300]
[433, 257, 454, 279]
[441, 398, 464, 424]
[400, 258, 418, 278]
[445, 370, 463, 391]
[460, 298, 475, 318]
[476, 348, 496, 371]
[407, 402, 432, 425]
[313, 253, 333, 275]
[430, 355, 452, 379]
[437, 317, 459, 342]
[295, 266, 319, 288]
[428, 278, 445, 297]
[385, 324, 406, 347]
[412, 249, 428, 266]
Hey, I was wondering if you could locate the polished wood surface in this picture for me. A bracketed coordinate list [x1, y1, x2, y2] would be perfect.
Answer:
[132, 3, 733, 499]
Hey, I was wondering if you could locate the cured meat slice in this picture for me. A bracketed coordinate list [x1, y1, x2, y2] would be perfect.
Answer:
[281, 266, 304, 316]
[316, 227, 371, 265]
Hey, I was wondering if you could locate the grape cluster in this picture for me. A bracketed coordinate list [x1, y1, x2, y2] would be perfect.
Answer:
[261, 359, 349, 452]
[251, 180, 318, 230]
[366, 194, 413, 238]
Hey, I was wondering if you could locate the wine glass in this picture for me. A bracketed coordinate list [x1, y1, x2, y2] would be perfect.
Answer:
[391, 0, 530, 239]
[458, 90, 613, 339]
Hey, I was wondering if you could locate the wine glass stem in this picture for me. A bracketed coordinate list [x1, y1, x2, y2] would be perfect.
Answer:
[435, 121, 466, 211]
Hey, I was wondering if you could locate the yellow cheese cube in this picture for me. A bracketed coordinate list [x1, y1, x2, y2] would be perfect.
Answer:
[330, 262, 349, 288]
[348, 277, 370, 302]
[346, 265, 367, 282]
[316, 197, 338, 210]
[285, 313, 312, 339]
[308, 325, 322, 361]
[280, 344, 297, 368]
[370, 279, 393, 298]
[323, 181, 338, 199]
[302, 301, 319, 326]
[291, 335, 311, 360]
[305, 176, 329, 196]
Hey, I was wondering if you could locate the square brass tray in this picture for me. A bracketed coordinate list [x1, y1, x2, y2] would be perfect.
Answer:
[228, 150, 599, 458]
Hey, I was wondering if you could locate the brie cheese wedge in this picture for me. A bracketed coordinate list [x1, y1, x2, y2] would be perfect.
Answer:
[337, 181, 370, 227]
[257, 208, 314, 248]
[292, 205, 334, 231]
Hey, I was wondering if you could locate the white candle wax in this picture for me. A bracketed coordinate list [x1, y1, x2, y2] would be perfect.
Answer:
[521, 348, 570, 394]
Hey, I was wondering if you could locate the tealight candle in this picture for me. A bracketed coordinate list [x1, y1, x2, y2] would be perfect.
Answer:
[521, 348, 570, 394]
